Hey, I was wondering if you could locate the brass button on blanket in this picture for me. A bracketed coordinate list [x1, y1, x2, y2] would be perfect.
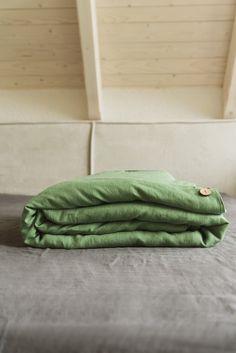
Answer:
[199, 187, 212, 196]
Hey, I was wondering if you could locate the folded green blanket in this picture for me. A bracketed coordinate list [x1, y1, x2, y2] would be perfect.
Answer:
[21, 170, 228, 249]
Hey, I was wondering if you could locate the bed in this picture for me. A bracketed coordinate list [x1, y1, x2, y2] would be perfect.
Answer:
[0, 193, 236, 353]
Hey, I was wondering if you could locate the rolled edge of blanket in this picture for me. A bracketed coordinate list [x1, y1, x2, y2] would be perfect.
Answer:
[21, 205, 229, 249]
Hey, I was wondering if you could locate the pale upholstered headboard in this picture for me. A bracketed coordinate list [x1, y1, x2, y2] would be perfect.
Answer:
[1, 121, 236, 196]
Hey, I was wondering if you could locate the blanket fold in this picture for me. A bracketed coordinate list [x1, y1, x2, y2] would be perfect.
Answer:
[21, 170, 228, 249]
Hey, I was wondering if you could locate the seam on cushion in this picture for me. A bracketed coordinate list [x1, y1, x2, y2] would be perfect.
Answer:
[89, 122, 96, 175]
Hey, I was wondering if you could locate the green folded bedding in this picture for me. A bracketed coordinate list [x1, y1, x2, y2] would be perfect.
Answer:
[21, 170, 229, 249]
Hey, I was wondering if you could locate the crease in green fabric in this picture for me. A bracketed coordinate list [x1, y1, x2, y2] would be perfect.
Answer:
[21, 170, 229, 249]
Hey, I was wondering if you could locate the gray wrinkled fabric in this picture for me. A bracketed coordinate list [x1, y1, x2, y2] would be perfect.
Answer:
[0, 194, 236, 353]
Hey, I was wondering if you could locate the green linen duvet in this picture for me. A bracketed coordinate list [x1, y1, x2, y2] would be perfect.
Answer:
[21, 170, 228, 249]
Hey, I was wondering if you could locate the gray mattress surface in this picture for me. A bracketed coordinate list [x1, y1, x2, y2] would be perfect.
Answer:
[0, 194, 236, 353]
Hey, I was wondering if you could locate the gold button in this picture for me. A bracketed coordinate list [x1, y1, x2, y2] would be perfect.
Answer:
[199, 187, 212, 196]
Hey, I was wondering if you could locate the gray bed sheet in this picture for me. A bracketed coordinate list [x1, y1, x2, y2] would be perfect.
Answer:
[0, 194, 236, 353]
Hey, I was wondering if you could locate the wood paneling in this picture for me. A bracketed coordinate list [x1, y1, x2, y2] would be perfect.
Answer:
[1, 0, 235, 89]
[0, 25, 80, 46]
[99, 22, 233, 43]
[98, 5, 236, 23]
[102, 58, 226, 75]
[101, 42, 229, 60]
[103, 74, 223, 87]
[98, 0, 236, 87]
[0, 75, 84, 89]
[0, 1, 83, 88]
[0, 46, 81, 62]
[0, 9, 77, 25]
[0, 0, 76, 9]
[0, 60, 83, 76]
[97, 0, 236, 7]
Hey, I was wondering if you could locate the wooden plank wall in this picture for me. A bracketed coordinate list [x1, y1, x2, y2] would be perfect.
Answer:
[0, 0, 84, 88]
[97, 0, 236, 87]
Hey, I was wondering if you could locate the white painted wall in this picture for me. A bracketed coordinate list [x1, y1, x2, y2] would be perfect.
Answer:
[103, 87, 223, 122]
[0, 89, 88, 123]
[0, 86, 224, 123]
